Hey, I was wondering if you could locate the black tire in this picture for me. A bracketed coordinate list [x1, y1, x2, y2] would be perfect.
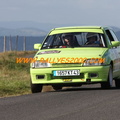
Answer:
[52, 85, 62, 91]
[30, 81, 43, 93]
[115, 79, 120, 88]
[101, 65, 113, 89]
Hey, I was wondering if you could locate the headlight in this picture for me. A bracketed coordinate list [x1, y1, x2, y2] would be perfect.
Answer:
[83, 59, 104, 66]
[31, 60, 51, 68]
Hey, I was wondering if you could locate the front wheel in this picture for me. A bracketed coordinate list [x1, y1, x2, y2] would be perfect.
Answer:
[115, 79, 120, 88]
[30, 81, 43, 93]
[101, 65, 113, 89]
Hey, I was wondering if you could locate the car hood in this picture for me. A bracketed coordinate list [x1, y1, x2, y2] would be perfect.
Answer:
[35, 48, 108, 59]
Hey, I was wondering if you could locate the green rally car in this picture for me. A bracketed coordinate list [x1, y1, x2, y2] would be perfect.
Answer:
[30, 26, 120, 93]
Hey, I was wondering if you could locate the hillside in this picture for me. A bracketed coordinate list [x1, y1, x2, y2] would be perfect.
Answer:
[0, 27, 47, 36]
[111, 26, 120, 41]
[0, 22, 120, 38]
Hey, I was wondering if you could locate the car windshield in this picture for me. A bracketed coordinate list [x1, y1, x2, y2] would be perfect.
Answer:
[42, 32, 106, 49]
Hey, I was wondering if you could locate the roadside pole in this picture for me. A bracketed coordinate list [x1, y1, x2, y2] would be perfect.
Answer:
[3, 36, 6, 52]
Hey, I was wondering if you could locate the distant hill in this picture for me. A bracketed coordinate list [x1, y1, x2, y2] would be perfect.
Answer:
[0, 21, 64, 31]
[0, 21, 120, 38]
[0, 27, 47, 36]
[115, 31, 120, 41]
[111, 26, 120, 41]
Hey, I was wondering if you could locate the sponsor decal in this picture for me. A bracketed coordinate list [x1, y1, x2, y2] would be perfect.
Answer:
[16, 57, 105, 64]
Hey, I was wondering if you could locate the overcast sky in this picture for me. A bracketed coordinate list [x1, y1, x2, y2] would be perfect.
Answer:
[0, 0, 120, 28]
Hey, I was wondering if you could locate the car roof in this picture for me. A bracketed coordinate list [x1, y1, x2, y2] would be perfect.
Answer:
[54, 26, 102, 30]
[49, 26, 109, 35]
[54, 26, 111, 30]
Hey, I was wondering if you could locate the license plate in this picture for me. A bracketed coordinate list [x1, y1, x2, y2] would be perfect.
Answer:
[63, 79, 72, 82]
[53, 70, 80, 76]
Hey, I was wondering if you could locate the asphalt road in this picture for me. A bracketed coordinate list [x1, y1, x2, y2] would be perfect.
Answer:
[0, 84, 120, 120]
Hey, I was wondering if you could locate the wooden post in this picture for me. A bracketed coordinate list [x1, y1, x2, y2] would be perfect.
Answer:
[9, 35, 12, 51]
[16, 35, 18, 51]
[3, 36, 6, 52]
[23, 36, 26, 51]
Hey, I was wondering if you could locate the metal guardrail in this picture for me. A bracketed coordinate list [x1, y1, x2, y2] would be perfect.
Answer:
[3, 36, 26, 52]
[0, 36, 44, 52]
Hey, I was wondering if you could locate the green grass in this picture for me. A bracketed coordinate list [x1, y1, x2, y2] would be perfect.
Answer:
[0, 51, 36, 97]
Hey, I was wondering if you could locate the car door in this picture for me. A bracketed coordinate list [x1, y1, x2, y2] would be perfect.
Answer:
[105, 29, 120, 75]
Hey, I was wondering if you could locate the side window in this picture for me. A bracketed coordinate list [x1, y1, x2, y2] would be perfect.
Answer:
[109, 30, 119, 41]
[105, 30, 114, 42]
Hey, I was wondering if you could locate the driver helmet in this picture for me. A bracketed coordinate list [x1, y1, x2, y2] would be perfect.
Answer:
[62, 34, 73, 40]
[86, 33, 99, 41]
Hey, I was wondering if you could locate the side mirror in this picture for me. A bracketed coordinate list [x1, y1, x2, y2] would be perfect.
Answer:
[34, 44, 42, 49]
[111, 41, 120, 47]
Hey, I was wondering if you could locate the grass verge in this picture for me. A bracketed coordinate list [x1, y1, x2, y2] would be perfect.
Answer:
[0, 51, 54, 98]
[0, 51, 35, 97]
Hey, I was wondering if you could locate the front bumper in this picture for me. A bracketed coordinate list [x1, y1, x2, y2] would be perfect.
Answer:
[30, 65, 110, 84]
